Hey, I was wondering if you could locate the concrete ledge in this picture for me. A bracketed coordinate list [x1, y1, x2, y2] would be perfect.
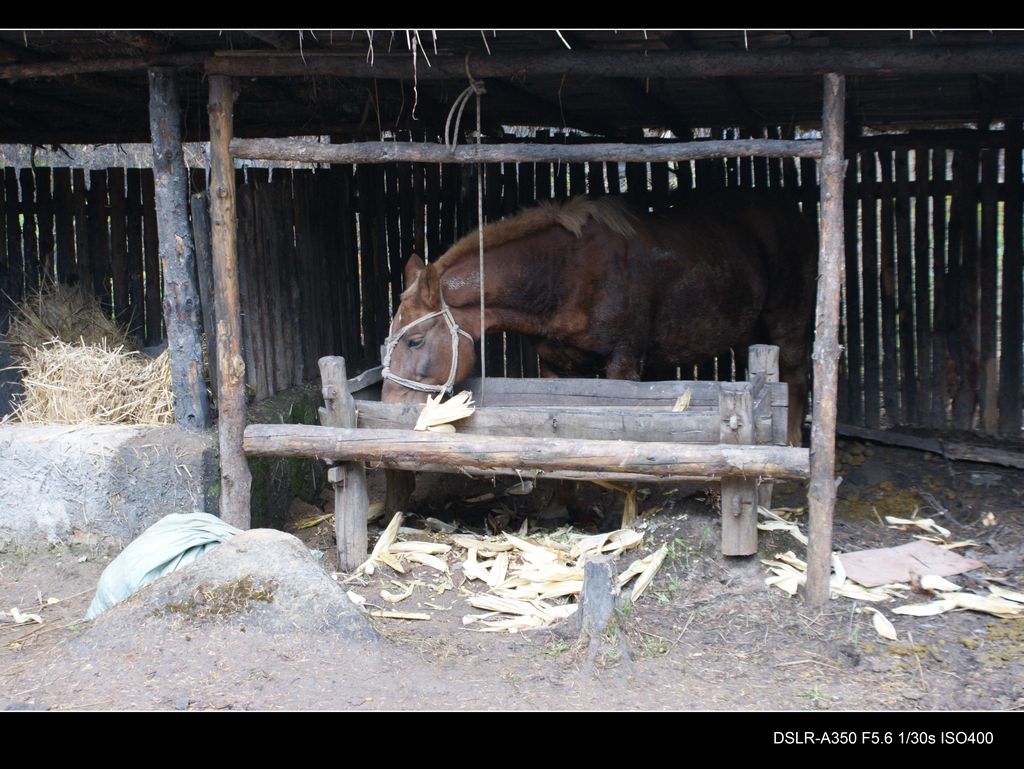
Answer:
[0, 424, 217, 546]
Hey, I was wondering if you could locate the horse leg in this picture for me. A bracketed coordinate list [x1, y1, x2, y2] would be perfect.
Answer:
[761, 316, 812, 446]
[780, 353, 809, 446]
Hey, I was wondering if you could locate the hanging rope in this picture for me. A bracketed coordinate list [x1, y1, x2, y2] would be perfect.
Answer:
[474, 71, 487, 406]
[443, 56, 488, 405]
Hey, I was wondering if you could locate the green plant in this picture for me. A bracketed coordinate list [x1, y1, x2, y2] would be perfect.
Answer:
[545, 639, 570, 656]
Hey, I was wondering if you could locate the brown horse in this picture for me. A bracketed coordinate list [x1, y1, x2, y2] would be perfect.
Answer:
[381, 192, 817, 444]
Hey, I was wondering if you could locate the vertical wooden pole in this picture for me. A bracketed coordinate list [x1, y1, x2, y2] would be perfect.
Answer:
[952, 146, 980, 430]
[719, 381, 757, 556]
[930, 148, 950, 430]
[748, 344, 780, 511]
[978, 146, 999, 434]
[894, 149, 916, 424]
[319, 356, 369, 572]
[806, 73, 846, 608]
[126, 169, 145, 340]
[999, 123, 1023, 436]
[842, 154, 862, 425]
[190, 190, 219, 398]
[149, 67, 210, 430]
[108, 167, 129, 326]
[3, 170, 22, 303]
[878, 149, 899, 425]
[71, 169, 91, 291]
[52, 168, 75, 285]
[20, 170, 39, 295]
[207, 74, 251, 528]
[141, 171, 162, 345]
[913, 147, 932, 429]
[86, 170, 110, 311]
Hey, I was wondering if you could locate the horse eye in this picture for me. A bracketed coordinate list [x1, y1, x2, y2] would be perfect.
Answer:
[406, 336, 425, 349]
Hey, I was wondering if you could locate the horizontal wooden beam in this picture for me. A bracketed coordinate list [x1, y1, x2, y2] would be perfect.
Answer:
[375, 462, 754, 486]
[207, 46, 1024, 80]
[242, 424, 811, 480]
[837, 424, 1024, 470]
[356, 400, 722, 443]
[848, 129, 1017, 151]
[230, 138, 822, 164]
[0, 52, 204, 80]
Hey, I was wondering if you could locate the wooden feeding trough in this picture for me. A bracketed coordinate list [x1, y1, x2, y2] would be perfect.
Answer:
[242, 345, 810, 570]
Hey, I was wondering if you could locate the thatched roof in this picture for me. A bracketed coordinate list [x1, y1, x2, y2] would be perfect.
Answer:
[2, 30, 1023, 144]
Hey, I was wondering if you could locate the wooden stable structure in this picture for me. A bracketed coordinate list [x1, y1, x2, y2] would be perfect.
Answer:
[203, 66, 846, 605]
[3, 31, 1024, 608]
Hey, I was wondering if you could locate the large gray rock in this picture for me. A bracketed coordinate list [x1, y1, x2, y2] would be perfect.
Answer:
[79, 529, 376, 641]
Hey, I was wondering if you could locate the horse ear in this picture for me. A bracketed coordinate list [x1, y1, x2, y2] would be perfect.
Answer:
[404, 253, 425, 288]
[418, 262, 442, 308]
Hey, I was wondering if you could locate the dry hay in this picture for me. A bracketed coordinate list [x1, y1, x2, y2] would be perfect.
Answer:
[3, 281, 134, 362]
[11, 339, 174, 425]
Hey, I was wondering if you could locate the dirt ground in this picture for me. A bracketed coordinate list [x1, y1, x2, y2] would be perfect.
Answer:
[1, 437, 1022, 712]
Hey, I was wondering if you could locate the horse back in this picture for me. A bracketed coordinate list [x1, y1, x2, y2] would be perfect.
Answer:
[632, 191, 816, 367]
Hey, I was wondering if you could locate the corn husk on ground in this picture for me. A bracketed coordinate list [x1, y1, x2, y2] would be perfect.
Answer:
[345, 514, 665, 632]
[757, 505, 1023, 640]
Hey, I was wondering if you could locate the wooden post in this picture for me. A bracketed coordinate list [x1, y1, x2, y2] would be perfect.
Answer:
[748, 345, 779, 511]
[190, 191, 218, 398]
[930, 147, 950, 430]
[861, 151, 881, 428]
[318, 357, 370, 572]
[719, 381, 758, 556]
[999, 122, 1023, 435]
[207, 74, 251, 528]
[806, 73, 846, 607]
[978, 146, 999, 434]
[148, 67, 210, 430]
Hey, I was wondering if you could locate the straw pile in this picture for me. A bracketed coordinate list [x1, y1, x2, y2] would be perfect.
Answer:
[4, 282, 135, 361]
[11, 339, 174, 425]
[4, 282, 173, 425]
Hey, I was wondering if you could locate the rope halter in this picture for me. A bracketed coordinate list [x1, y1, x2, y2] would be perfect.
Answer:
[381, 294, 474, 395]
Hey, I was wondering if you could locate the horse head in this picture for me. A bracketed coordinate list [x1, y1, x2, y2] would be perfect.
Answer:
[381, 254, 478, 403]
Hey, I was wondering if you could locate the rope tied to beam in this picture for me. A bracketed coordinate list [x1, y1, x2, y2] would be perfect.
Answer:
[443, 55, 489, 404]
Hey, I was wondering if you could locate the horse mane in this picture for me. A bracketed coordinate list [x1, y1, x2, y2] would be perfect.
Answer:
[438, 196, 637, 269]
